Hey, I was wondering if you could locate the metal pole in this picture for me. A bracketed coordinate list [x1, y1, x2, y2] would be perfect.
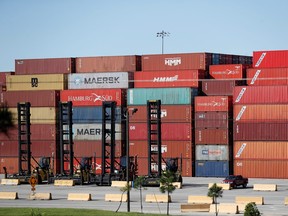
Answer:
[126, 111, 130, 212]
[162, 34, 164, 54]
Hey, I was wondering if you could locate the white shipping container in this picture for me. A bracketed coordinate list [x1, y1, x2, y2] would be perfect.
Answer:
[195, 145, 229, 161]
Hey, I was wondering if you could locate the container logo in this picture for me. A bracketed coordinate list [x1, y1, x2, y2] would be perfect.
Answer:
[31, 78, 38, 87]
[255, 52, 266, 67]
[236, 106, 246, 121]
[250, 70, 261, 85]
[76, 128, 101, 136]
[153, 75, 179, 82]
[235, 87, 246, 103]
[151, 109, 167, 118]
[235, 143, 246, 158]
[67, 93, 113, 103]
[151, 145, 167, 153]
[202, 149, 222, 156]
[164, 57, 181, 66]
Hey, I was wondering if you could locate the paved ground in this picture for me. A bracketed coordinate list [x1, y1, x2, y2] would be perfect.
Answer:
[0, 176, 287, 216]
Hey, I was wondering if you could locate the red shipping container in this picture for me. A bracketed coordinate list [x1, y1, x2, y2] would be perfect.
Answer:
[234, 104, 288, 122]
[234, 122, 288, 141]
[0, 157, 18, 174]
[129, 122, 192, 141]
[209, 64, 246, 79]
[15, 58, 75, 74]
[0, 71, 14, 85]
[1, 90, 60, 107]
[194, 96, 232, 112]
[246, 68, 288, 86]
[253, 50, 288, 68]
[76, 55, 141, 73]
[195, 128, 230, 145]
[233, 86, 288, 104]
[134, 70, 205, 88]
[202, 80, 244, 96]
[234, 159, 288, 179]
[129, 140, 192, 158]
[128, 105, 193, 123]
[60, 89, 126, 106]
[72, 157, 103, 175]
[194, 112, 230, 128]
[142, 53, 212, 71]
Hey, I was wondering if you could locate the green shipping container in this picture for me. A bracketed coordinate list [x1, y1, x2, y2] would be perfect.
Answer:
[127, 88, 198, 105]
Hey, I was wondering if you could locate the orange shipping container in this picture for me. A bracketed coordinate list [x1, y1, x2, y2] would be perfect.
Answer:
[194, 96, 232, 112]
[209, 64, 246, 79]
[195, 128, 230, 145]
[246, 68, 288, 86]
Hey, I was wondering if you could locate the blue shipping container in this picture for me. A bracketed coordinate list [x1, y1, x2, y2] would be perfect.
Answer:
[195, 160, 229, 177]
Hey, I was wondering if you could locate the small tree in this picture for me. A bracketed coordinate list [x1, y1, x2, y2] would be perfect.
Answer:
[244, 202, 261, 216]
[133, 176, 147, 213]
[115, 183, 131, 213]
[207, 183, 223, 216]
[159, 171, 176, 215]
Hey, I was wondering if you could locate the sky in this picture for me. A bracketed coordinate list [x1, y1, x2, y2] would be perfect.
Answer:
[1, 0, 288, 71]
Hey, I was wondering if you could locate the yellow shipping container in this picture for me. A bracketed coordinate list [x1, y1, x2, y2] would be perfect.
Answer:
[6, 74, 67, 91]
[10, 107, 56, 124]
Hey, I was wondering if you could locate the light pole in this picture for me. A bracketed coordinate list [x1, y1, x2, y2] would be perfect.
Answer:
[157, 30, 170, 54]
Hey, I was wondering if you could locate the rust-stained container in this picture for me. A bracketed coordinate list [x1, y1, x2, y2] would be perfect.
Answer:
[142, 53, 212, 71]
[233, 86, 288, 104]
[202, 80, 244, 96]
[128, 105, 193, 123]
[9, 107, 56, 124]
[196, 145, 230, 161]
[60, 89, 126, 106]
[253, 50, 288, 68]
[76, 55, 141, 72]
[134, 70, 205, 88]
[129, 122, 192, 141]
[194, 112, 229, 128]
[234, 122, 288, 141]
[195, 128, 230, 145]
[0, 157, 18, 174]
[136, 157, 192, 177]
[194, 96, 232, 112]
[234, 141, 288, 160]
[15, 58, 75, 74]
[6, 74, 67, 91]
[1, 90, 60, 107]
[0, 71, 14, 85]
[246, 68, 288, 86]
[129, 140, 192, 158]
[234, 159, 288, 179]
[234, 104, 288, 121]
[209, 64, 246, 79]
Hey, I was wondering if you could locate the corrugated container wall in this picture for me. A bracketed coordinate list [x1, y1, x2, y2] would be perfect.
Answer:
[195, 129, 230, 145]
[253, 50, 288, 68]
[15, 58, 75, 74]
[76, 55, 141, 72]
[202, 80, 244, 96]
[194, 112, 229, 128]
[246, 68, 288, 86]
[194, 96, 232, 112]
[0, 72, 14, 85]
[195, 161, 230, 177]
[195, 145, 229, 160]
[209, 64, 247, 79]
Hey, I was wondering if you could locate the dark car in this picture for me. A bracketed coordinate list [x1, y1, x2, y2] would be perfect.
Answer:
[223, 175, 248, 188]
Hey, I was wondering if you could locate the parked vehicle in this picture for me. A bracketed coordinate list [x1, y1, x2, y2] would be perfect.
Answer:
[223, 175, 248, 188]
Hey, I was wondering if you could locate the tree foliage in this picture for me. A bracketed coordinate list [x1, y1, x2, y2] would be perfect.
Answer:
[207, 183, 223, 216]
[244, 202, 261, 216]
[159, 171, 176, 215]
[0, 103, 14, 136]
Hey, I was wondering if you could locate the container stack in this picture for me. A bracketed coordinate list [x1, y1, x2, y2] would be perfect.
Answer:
[0, 72, 14, 92]
[233, 50, 288, 178]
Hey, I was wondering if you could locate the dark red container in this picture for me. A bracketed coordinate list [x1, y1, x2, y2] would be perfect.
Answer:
[15, 58, 75, 74]
[209, 64, 246, 79]
[233, 86, 288, 104]
[0, 157, 18, 174]
[234, 122, 288, 141]
[195, 128, 230, 145]
[129, 123, 192, 141]
[142, 53, 212, 71]
[134, 70, 205, 88]
[194, 112, 230, 128]
[76, 55, 141, 72]
[194, 96, 232, 112]
[60, 89, 126, 106]
[0, 141, 18, 156]
[202, 80, 244, 96]
[246, 68, 288, 86]
[0, 71, 14, 85]
[1, 90, 60, 107]
[129, 140, 192, 158]
[253, 50, 288, 68]
[128, 105, 193, 123]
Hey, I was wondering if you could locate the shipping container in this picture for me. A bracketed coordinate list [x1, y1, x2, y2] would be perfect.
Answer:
[234, 122, 288, 141]
[209, 64, 247, 79]
[194, 96, 232, 112]
[0, 157, 18, 174]
[60, 89, 126, 106]
[233, 86, 288, 104]
[76, 55, 141, 73]
[134, 70, 205, 88]
[234, 104, 288, 121]
[195, 160, 230, 177]
[128, 105, 193, 123]
[234, 141, 288, 160]
[202, 80, 244, 96]
[129, 122, 192, 141]
[196, 145, 230, 161]
[129, 140, 192, 158]
[6, 74, 67, 91]
[1, 90, 60, 107]
[195, 128, 230, 145]
[194, 112, 230, 128]
[0, 71, 14, 85]
[253, 50, 288, 68]
[0, 141, 18, 156]
[128, 88, 198, 105]
[15, 58, 75, 74]
[246, 68, 288, 86]
[234, 159, 288, 179]
[68, 72, 133, 89]
[72, 157, 103, 175]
